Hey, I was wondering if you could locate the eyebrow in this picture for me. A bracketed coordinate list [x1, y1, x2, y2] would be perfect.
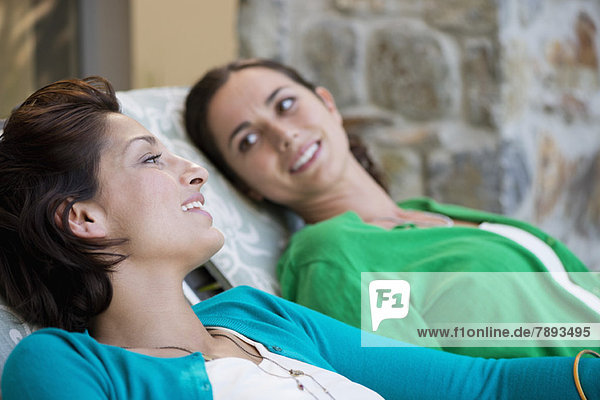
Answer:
[227, 86, 288, 149]
[124, 135, 157, 153]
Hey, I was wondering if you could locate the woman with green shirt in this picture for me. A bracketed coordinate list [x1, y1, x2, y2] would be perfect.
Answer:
[184, 58, 600, 359]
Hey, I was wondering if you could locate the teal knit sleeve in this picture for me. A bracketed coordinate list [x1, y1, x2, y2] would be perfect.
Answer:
[246, 286, 599, 400]
[343, 334, 599, 400]
[306, 304, 598, 399]
[2, 332, 110, 399]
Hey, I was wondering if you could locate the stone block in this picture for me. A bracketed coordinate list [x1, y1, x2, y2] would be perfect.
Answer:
[301, 19, 360, 107]
[498, 140, 531, 215]
[341, 113, 395, 190]
[424, 0, 498, 35]
[333, 0, 422, 16]
[426, 142, 530, 213]
[334, 0, 385, 14]
[366, 24, 452, 120]
[376, 147, 424, 201]
[237, 0, 292, 60]
[462, 38, 500, 127]
[342, 114, 395, 137]
[342, 119, 430, 198]
[576, 11, 598, 69]
[370, 126, 442, 156]
[533, 135, 576, 221]
[567, 151, 600, 237]
[290, 0, 334, 14]
[545, 11, 600, 92]
[516, 0, 544, 27]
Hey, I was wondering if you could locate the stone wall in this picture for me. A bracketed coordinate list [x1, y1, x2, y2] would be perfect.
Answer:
[236, 0, 600, 270]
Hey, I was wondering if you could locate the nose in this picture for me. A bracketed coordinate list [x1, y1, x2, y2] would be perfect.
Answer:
[179, 157, 209, 188]
[266, 122, 299, 152]
[279, 131, 299, 152]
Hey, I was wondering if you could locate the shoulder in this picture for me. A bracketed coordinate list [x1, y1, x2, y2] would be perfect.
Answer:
[399, 197, 497, 220]
[277, 211, 397, 279]
[401, 197, 587, 269]
[192, 286, 357, 358]
[2, 328, 109, 399]
[194, 285, 295, 317]
[283, 211, 372, 256]
[400, 196, 532, 227]
[294, 211, 361, 237]
[4, 328, 101, 373]
[194, 286, 331, 331]
[7, 327, 86, 355]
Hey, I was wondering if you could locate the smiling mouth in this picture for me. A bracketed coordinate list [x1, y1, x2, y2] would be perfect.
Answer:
[181, 201, 206, 212]
[290, 142, 320, 173]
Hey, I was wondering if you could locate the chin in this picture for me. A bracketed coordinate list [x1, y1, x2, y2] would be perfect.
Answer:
[197, 230, 225, 264]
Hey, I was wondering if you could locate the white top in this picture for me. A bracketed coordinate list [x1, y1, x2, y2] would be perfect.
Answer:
[205, 328, 384, 400]
[479, 222, 600, 315]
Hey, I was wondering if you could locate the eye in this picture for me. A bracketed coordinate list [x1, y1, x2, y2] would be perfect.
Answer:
[143, 153, 162, 164]
[238, 132, 259, 153]
[276, 97, 295, 113]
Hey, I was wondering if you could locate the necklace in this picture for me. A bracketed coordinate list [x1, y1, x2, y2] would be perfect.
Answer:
[209, 332, 336, 400]
[372, 209, 454, 228]
[121, 345, 193, 354]
[122, 332, 336, 399]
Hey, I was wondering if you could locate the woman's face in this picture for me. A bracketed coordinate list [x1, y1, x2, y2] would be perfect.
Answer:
[207, 67, 351, 207]
[95, 113, 224, 270]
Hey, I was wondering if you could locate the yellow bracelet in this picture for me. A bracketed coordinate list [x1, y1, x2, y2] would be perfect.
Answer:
[573, 349, 600, 400]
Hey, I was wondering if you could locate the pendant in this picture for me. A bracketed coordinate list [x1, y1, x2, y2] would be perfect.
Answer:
[289, 369, 304, 376]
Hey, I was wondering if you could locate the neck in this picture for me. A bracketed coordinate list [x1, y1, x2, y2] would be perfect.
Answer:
[90, 260, 211, 351]
[290, 157, 398, 224]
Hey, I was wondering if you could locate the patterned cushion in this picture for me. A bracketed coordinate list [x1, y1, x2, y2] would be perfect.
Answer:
[0, 305, 33, 381]
[0, 86, 290, 380]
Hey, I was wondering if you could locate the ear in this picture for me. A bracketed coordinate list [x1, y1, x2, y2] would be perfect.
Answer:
[54, 199, 107, 239]
[315, 86, 342, 124]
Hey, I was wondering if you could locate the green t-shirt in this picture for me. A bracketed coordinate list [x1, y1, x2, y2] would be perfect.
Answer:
[277, 197, 600, 358]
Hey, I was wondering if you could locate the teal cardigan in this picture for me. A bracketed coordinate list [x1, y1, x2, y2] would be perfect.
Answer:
[2, 286, 599, 399]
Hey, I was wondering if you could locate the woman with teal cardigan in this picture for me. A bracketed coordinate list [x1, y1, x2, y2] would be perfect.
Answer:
[1, 74, 600, 399]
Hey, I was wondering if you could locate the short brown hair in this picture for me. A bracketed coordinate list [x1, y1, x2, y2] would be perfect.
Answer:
[0, 77, 126, 332]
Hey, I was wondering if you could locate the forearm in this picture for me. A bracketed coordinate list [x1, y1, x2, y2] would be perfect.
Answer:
[345, 344, 597, 400]
[307, 307, 598, 399]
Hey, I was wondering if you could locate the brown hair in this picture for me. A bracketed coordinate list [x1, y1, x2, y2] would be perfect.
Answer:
[184, 58, 388, 197]
[0, 77, 125, 332]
